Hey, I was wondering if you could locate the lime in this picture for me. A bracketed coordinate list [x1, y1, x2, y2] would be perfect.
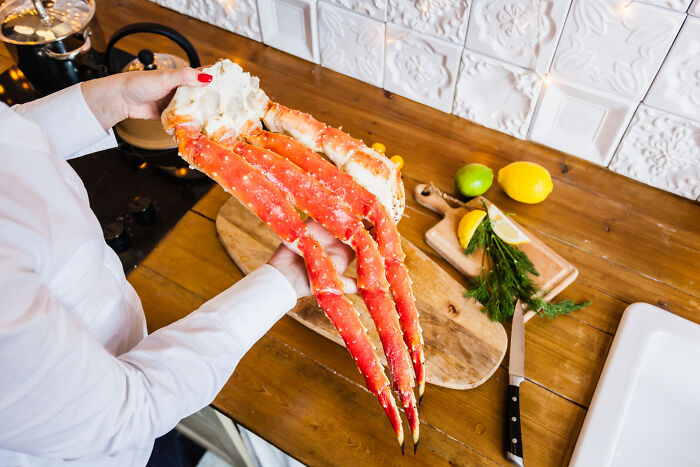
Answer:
[455, 163, 493, 197]
[497, 161, 553, 204]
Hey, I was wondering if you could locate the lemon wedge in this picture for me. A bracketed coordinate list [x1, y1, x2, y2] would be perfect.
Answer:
[458, 210, 487, 250]
[488, 204, 530, 245]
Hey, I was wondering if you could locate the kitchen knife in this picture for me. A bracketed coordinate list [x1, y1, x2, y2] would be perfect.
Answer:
[506, 300, 525, 466]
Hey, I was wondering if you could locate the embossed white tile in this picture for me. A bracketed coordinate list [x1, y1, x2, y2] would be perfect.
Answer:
[324, 0, 387, 20]
[318, 2, 384, 87]
[465, 0, 572, 72]
[452, 50, 542, 138]
[258, 0, 319, 63]
[384, 24, 462, 112]
[528, 78, 637, 165]
[610, 106, 700, 199]
[645, 17, 700, 122]
[690, 0, 700, 15]
[387, 0, 471, 45]
[640, 0, 692, 10]
[551, 0, 684, 100]
[149, 0, 261, 40]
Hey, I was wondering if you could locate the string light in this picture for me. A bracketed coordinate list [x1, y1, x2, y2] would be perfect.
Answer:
[619, 0, 636, 15]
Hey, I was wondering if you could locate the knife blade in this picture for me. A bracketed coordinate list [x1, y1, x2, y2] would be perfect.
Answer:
[506, 300, 525, 466]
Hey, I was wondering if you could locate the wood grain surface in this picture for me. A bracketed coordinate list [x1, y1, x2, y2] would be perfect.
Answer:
[5, 1, 696, 465]
[216, 196, 508, 390]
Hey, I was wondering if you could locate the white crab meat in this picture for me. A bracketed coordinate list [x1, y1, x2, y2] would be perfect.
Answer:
[163, 59, 269, 140]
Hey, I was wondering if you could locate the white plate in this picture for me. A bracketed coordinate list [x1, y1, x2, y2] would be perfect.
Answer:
[571, 303, 700, 467]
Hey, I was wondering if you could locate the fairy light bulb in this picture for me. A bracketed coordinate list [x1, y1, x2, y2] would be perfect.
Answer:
[619, 1, 634, 15]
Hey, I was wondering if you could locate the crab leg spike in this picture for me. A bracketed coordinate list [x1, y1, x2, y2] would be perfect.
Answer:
[218, 139, 420, 444]
[246, 129, 425, 400]
[174, 126, 405, 447]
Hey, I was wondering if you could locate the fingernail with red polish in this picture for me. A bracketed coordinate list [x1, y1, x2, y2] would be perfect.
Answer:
[197, 73, 213, 83]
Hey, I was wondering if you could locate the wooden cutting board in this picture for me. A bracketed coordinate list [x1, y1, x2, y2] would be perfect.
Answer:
[414, 184, 579, 322]
[216, 196, 508, 390]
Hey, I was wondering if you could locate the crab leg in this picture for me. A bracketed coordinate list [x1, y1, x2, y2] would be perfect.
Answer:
[173, 125, 405, 448]
[261, 103, 405, 222]
[246, 129, 426, 401]
[218, 138, 420, 448]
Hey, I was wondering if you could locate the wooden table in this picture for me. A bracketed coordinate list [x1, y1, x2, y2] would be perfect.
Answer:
[4, 2, 699, 464]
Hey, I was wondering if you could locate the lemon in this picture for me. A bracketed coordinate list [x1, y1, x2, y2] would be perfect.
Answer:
[457, 210, 487, 250]
[371, 142, 386, 154]
[488, 204, 529, 245]
[390, 155, 404, 169]
[454, 163, 493, 197]
[497, 161, 553, 204]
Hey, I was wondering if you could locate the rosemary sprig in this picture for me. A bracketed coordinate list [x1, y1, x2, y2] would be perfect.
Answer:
[464, 204, 589, 322]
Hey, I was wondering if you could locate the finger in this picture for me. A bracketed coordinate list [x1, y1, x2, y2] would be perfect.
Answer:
[305, 219, 354, 260]
[167, 67, 212, 88]
[303, 218, 336, 244]
[340, 276, 358, 294]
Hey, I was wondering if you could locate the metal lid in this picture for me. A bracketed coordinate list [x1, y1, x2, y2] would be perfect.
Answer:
[0, 0, 94, 45]
[122, 50, 188, 72]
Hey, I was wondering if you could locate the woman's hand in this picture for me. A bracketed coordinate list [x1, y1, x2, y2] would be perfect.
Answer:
[80, 67, 212, 130]
[268, 219, 357, 299]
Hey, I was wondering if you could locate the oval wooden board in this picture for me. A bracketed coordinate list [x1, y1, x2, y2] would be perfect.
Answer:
[216, 196, 508, 390]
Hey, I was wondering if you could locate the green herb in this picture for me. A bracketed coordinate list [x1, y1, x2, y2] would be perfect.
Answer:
[464, 204, 589, 322]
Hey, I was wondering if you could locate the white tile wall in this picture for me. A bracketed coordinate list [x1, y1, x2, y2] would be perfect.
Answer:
[551, 0, 684, 101]
[387, 0, 471, 45]
[149, 0, 261, 40]
[453, 50, 541, 138]
[641, 0, 692, 10]
[529, 79, 637, 165]
[609, 106, 700, 199]
[465, 0, 570, 72]
[318, 2, 385, 87]
[150, 0, 700, 199]
[384, 23, 462, 112]
[324, 0, 387, 20]
[689, 0, 700, 15]
[645, 16, 700, 122]
[258, 0, 320, 63]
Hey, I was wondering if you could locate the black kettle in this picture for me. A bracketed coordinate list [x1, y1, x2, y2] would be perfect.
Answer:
[104, 22, 200, 75]
[105, 23, 201, 151]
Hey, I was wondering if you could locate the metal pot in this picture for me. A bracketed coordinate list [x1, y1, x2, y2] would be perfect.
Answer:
[0, 0, 100, 95]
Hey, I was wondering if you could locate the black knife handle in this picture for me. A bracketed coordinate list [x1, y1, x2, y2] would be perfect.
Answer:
[506, 384, 524, 465]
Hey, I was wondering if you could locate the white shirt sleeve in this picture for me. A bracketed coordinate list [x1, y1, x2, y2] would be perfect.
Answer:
[0, 143, 298, 460]
[1, 84, 298, 462]
[0, 253, 296, 461]
[11, 83, 117, 160]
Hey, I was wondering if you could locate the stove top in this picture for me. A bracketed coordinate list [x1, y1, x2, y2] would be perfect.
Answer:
[1, 65, 213, 272]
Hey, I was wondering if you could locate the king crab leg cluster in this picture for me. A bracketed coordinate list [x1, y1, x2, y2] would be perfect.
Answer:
[246, 128, 425, 400]
[162, 59, 424, 451]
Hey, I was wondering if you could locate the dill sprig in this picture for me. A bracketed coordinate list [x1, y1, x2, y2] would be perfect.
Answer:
[464, 204, 589, 322]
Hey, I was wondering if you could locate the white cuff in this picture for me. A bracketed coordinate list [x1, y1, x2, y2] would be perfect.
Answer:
[12, 83, 117, 160]
[201, 265, 297, 354]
